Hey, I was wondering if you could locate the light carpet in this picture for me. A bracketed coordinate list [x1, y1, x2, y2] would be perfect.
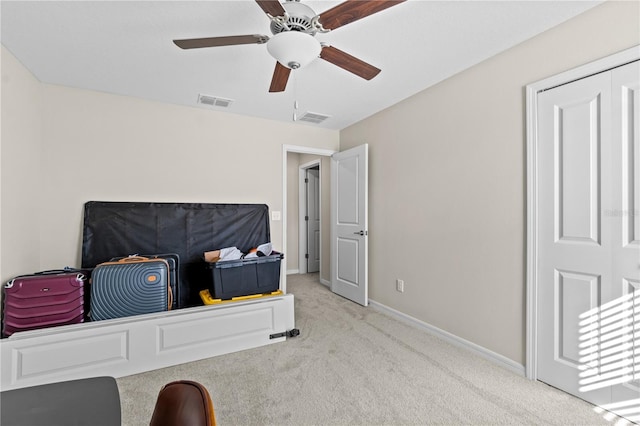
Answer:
[117, 273, 612, 425]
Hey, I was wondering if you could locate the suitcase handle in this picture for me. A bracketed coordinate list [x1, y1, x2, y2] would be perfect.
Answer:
[118, 256, 150, 263]
[5, 270, 87, 288]
[35, 268, 75, 275]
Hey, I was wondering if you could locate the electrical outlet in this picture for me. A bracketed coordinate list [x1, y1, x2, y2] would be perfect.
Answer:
[396, 279, 404, 293]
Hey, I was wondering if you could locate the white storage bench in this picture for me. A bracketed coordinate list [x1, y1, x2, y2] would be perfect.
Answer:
[1, 293, 294, 391]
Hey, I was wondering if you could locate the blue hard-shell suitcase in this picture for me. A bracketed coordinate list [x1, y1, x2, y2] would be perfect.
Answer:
[110, 254, 180, 310]
[90, 257, 171, 321]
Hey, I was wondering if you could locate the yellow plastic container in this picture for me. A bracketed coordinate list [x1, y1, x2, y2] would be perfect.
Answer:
[199, 289, 283, 305]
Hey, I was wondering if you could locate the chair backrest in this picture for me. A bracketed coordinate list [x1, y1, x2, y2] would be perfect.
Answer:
[149, 380, 216, 426]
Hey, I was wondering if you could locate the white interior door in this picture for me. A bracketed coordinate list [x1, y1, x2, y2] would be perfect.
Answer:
[537, 70, 613, 406]
[609, 61, 640, 412]
[306, 167, 320, 273]
[330, 144, 368, 306]
[536, 61, 639, 420]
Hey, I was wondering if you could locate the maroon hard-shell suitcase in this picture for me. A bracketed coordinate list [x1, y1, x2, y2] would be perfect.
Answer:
[2, 270, 87, 337]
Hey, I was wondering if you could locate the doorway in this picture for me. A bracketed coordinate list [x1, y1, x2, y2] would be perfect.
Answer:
[299, 161, 321, 275]
[282, 145, 336, 292]
[282, 144, 370, 306]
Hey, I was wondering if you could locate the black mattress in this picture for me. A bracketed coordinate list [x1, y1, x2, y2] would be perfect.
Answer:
[81, 201, 271, 307]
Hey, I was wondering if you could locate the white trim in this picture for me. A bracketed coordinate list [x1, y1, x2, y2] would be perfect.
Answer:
[369, 299, 525, 376]
[525, 82, 539, 381]
[525, 45, 640, 381]
[283, 145, 336, 156]
[299, 159, 322, 168]
[282, 145, 337, 294]
[320, 278, 330, 287]
[287, 269, 300, 275]
[528, 46, 639, 94]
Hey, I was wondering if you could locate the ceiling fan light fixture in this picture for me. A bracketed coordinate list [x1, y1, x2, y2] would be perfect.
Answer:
[266, 31, 321, 69]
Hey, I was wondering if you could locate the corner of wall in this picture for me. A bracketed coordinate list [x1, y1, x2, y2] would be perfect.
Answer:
[1, 46, 45, 282]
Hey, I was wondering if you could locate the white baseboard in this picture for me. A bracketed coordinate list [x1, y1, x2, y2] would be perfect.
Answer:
[286, 269, 300, 275]
[368, 299, 526, 377]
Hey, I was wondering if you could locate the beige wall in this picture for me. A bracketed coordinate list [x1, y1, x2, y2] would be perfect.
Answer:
[1, 46, 339, 283]
[1, 46, 43, 281]
[341, 0, 640, 365]
[287, 152, 301, 271]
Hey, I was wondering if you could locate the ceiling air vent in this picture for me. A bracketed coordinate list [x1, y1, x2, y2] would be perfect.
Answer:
[197, 94, 233, 108]
[298, 112, 330, 124]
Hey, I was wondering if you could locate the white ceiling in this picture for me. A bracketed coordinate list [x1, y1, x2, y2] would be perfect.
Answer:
[1, 0, 602, 130]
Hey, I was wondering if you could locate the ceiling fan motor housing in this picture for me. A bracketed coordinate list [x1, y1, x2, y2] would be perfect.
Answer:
[270, 2, 317, 35]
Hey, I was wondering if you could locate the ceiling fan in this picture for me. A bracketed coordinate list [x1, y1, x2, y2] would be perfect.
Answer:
[173, 0, 406, 92]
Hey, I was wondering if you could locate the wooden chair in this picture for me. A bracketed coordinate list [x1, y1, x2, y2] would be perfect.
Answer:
[149, 380, 217, 426]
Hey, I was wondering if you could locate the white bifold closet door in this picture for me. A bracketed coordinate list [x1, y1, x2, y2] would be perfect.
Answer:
[537, 60, 639, 420]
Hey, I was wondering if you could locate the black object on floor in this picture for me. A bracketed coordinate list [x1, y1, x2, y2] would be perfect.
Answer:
[0, 376, 121, 426]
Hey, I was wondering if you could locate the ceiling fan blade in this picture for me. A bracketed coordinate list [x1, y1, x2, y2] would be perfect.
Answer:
[318, 0, 406, 31]
[320, 46, 381, 80]
[173, 35, 268, 49]
[269, 62, 291, 92]
[255, 0, 286, 17]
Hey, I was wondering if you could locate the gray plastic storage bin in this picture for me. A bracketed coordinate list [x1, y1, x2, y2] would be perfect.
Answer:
[207, 252, 283, 299]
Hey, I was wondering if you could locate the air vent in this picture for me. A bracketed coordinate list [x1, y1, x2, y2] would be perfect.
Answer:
[298, 111, 330, 124]
[197, 94, 233, 108]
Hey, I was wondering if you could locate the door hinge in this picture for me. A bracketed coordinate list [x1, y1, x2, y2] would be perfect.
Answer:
[270, 329, 300, 339]
[305, 253, 309, 259]
[305, 178, 308, 183]
[305, 215, 309, 221]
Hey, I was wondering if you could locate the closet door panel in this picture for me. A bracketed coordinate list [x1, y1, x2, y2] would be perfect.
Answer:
[610, 61, 640, 412]
[536, 70, 612, 406]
